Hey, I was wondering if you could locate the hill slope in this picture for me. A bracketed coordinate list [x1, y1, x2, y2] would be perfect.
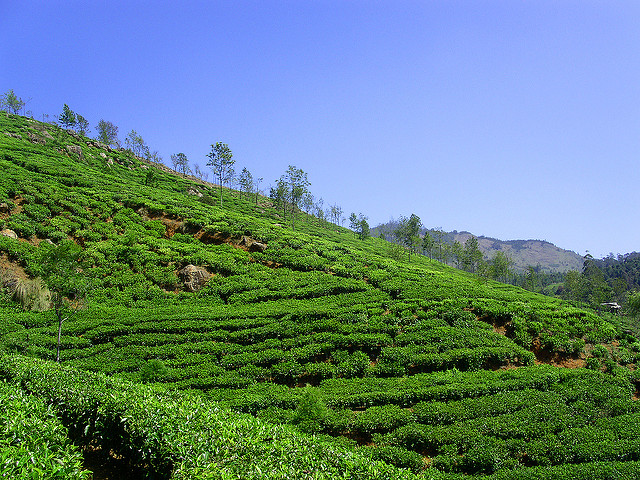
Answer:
[451, 231, 584, 272]
[375, 221, 584, 272]
[1, 111, 640, 479]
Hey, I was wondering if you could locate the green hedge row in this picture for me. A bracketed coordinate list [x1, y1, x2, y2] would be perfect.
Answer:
[0, 354, 417, 479]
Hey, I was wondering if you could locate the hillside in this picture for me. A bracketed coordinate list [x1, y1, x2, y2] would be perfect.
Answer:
[375, 222, 584, 273]
[450, 232, 584, 273]
[2, 111, 640, 479]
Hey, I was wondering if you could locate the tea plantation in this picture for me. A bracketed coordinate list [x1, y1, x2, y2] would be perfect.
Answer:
[1, 111, 640, 478]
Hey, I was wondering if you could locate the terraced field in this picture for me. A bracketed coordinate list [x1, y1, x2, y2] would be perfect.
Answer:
[2, 111, 640, 478]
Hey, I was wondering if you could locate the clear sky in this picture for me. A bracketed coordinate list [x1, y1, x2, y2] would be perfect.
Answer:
[1, 1, 638, 259]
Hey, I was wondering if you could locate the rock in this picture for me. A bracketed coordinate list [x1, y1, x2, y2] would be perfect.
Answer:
[43, 131, 54, 140]
[136, 207, 152, 222]
[99, 152, 107, 159]
[0, 229, 18, 240]
[0, 203, 9, 213]
[3, 132, 21, 139]
[178, 264, 211, 292]
[1, 270, 18, 291]
[187, 187, 203, 198]
[106, 158, 114, 167]
[27, 132, 46, 145]
[66, 145, 84, 160]
[239, 235, 267, 252]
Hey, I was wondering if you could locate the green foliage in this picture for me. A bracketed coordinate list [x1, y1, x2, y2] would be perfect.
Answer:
[0, 379, 89, 479]
[139, 358, 169, 383]
[59, 104, 76, 129]
[628, 291, 640, 318]
[0, 89, 25, 114]
[206, 142, 234, 207]
[350, 212, 370, 240]
[95, 119, 119, 146]
[393, 214, 422, 260]
[291, 387, 328, 433]
[0, 355, 415, 479]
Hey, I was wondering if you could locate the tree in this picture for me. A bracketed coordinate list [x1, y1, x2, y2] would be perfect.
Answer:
[451, 240, 463, 268]
[563, 270, 587, 302]
[524, 265, 541, 292]
[394, 214, 422, 261]
[193, 163, 205, 180]
[254, 177, 263, 204]
[627, 291, 640, 318]
[283, 165, 310, 231]
[1, 89, 25, 114]
[96, 119, 119, 146]
[314, 197, 325, 225]
[147, 150, 163, 164]
[206, 142, 235, 207]
[75, 114, 89, 136]
[422, 232, 435, 259]
[36, 242, 89, 362]
[125, 130, 147, 157]
[581, 254, 614, 306]
[349, 212, 369, 240]
[329, 204, 343, 226]
[490, 251, 513, 282]
[433, 228, 445, 262]
[59, 104, 76, 129]
[463, 236, 483, 273]
[239, 167, 254, 199]
[171, 153, 189, 176]
[270, 177, 288, 219]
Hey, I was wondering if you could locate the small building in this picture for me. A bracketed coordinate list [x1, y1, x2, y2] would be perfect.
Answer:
[600, 302, 622, 314]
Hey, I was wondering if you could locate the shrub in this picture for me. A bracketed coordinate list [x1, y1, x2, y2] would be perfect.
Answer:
[291, 387, 328, 433]
[139, 359, 169, 383]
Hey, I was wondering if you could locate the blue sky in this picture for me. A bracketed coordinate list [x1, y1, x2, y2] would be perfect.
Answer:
[1, 1, 638, 259]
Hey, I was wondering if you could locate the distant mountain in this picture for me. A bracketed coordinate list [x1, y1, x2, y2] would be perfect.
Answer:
[373, 222, 584, 273]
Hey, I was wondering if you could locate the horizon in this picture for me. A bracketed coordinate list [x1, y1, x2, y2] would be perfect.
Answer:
[2, 1, 638, 259]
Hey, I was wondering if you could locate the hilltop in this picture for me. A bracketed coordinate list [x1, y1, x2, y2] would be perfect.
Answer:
[2, 111, 640, 479]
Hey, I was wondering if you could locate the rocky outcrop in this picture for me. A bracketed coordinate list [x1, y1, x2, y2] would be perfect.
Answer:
[66, 145, 84, 160]
[187, 187, 203, 198]
[178, 264, 211, 292]
[27, 132, 46, 145]
[0, 229, 18, 240]
[239, 235, 267, 252]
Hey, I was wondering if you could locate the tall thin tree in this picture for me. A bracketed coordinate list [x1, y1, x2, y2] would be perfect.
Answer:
[206, 142, 235, 207]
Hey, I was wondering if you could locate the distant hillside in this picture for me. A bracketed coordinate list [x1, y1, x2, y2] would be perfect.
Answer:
[450, 232, 584, 273]
[373, 221, 584, 273]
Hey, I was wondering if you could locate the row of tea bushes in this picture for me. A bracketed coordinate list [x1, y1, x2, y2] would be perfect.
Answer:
[0, 354, 417, 479]
[0, 379, 89, 479]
